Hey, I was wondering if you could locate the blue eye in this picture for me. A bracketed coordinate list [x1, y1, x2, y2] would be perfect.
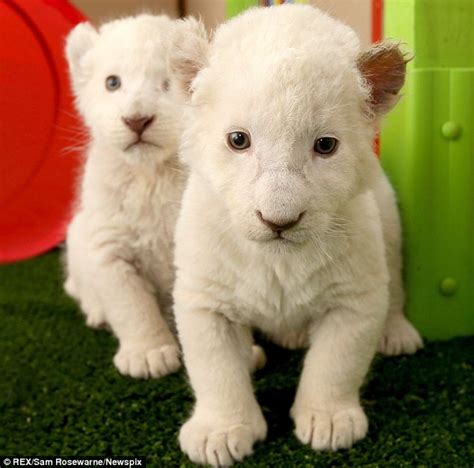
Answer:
[313, 137, 338, 157]
[105, 75, 121, 91]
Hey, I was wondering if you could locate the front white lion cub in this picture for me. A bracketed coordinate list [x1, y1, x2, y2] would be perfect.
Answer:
[64, 15, 185, 379]
[170, 5, 422, 466]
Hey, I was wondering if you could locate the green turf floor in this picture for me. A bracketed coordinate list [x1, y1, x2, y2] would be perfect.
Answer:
[1, 251, 473, 466]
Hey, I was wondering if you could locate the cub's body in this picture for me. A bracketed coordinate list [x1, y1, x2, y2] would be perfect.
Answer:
[169, 5, 423, 465]
[64, 15, 185, 378]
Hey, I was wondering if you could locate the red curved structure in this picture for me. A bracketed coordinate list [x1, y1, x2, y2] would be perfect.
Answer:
[0, 0, 86, 263]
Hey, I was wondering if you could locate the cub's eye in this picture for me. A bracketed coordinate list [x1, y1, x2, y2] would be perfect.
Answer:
[227, 131, 251, 151]
[105, 75, 121, 91]
[313, 137, 338, 157]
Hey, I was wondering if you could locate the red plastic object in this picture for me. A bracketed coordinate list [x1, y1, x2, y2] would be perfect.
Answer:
[371, 0, 383, 158]
[372, 0, 383, 43]
[0, 0, 86, 263]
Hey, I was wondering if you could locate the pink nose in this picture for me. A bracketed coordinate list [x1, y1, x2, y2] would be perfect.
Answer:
[122, 115, 155, 135]
[256, 211, 305, 232]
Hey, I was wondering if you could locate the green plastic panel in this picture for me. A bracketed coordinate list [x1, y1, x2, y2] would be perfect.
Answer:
[384, 0, 474, 68]
[227, 0, 259, 18]
[226, 1, 310, 18]
[382, 0, 474, 339]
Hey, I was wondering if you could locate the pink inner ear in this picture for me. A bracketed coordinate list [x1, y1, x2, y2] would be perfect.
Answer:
[357, 43, 409, 112]
[181, 59, 201, 93]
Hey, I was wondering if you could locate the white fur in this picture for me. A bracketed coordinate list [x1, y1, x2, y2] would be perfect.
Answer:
[64, 15, 186, 378]
[373, 174, 423, 355]
[170, 5, 422, 465]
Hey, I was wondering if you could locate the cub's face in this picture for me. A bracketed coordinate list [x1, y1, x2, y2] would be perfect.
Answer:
[185, 60, 373, 248]
[66, 15, 181, 162]
[171, 7, 406, 249]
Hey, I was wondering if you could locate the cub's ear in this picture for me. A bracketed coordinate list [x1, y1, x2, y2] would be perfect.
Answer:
[65, 22, 98, 87]
[357, 41, 410, 118]
[168, 17, 209, 97]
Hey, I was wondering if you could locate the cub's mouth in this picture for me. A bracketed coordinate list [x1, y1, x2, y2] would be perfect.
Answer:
[273, 235, 294, 243]
[125, 139, 162, 151]
[270, 236, 298, 247]
[254, 232, 297, 246]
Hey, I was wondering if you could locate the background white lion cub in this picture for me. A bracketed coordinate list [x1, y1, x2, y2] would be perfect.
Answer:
[170, 5, 422, 465]
[64, 15, 185, 379]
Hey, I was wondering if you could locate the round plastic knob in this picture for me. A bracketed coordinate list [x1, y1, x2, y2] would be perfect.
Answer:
[441, 121, 462, 140]
[439, 277, 458, 296]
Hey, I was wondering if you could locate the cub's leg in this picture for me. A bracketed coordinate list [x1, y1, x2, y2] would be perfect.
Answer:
[65, 217, 179, 378]
[291, 288, 386, 451]
[176, 307, 267, 466]
[89, 257, 180, 379]
[64, 216, 107, 329]
[373, 174, 423, 355]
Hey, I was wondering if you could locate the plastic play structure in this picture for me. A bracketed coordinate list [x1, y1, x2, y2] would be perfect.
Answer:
[0, 0, 85, 263]
[381, 0, 473, 340]
[228, 0, 310, 18]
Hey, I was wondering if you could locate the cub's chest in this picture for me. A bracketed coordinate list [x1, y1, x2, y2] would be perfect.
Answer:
[123, 175, 181, 226]
[111, 163, 184, 256]
[226, 255, 331, 329]
[122, 167, 185, 290]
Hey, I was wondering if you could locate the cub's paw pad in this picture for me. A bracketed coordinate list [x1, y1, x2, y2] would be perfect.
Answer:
[292, 405, 368, 451]
[114, 343, 181, 379]
[179, 415, 267, 466]
[379, 315, 423, 356]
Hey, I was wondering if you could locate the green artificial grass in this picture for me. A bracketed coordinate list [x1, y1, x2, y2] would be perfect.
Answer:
[1, 251, 473, 466]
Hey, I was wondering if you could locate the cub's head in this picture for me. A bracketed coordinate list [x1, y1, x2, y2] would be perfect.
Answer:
[170, 5, 407, 249]
[66, 15, 180, 162]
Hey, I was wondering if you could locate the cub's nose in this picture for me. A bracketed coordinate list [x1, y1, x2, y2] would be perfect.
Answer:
[122, 115, 155, 135]
[256, 211, 305, 233]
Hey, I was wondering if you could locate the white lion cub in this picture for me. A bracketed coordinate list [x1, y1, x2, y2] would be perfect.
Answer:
[64, 15, 185, 379]
[170, 5, 422, 465]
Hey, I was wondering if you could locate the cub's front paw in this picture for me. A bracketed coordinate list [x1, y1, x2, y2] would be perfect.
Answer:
[291, 404, 368, 451]
[113, 341, 181, 379]
[179, 411, 267, 466]
[379, 313, 423, 356]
